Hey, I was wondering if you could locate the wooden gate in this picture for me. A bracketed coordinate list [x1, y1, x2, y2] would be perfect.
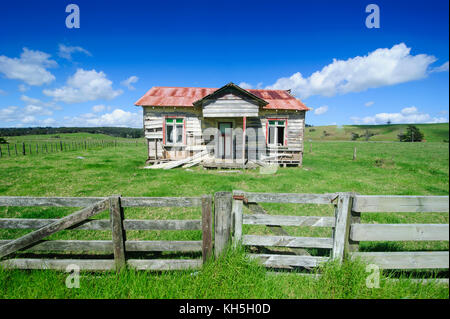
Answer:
[230, 190, 352, 269]
[0, 195, 212, 271]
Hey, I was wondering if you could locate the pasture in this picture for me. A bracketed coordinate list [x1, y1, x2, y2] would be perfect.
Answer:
[0, 134, 448, 299]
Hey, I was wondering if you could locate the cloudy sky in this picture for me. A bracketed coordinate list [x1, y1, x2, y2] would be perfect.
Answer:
[0, 0, 448, 128]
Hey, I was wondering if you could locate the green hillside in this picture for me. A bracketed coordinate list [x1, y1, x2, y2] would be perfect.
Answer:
[305, 123, 449, 142]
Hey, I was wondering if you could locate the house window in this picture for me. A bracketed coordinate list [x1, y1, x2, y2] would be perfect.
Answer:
[165, 118, 184, 145]
[267, 119, 286, 146]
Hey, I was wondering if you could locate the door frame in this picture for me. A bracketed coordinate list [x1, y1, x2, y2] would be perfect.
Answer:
[218, 121, 233, 160]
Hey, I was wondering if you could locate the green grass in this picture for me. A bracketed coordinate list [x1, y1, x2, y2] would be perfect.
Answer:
[0, 134, 448, 298]
[0, 247, 448, 299]
[305, 123, 449, 142]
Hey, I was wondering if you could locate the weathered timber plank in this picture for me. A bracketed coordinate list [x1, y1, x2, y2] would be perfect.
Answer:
[331, 194, 353, 262]
[242, 235, 333, 249]
[249, 254, 329, 268]
[120, 197, 202, 207]
[0, 199, 109, 259]
[0, 197, 106, 207]
[352, 195, 449, 213]
[201, 195, 213, 263]
[245, 203, 312, 257]
[0, 240, 202, 253]
[0, 258, 115, 271]
[0, 218, 202, 231]
[387, 278, 449, 285]
[214, 192, 232, 257]
[0, 196, 203, 208]
[350, 251, 449, 269]
[243, 214, 335, 227]
[243, 192, 337, 204]
[127, 259, 202, 270]
[350, 224, 449, 241]
[109, 196, 126, 270]
[232, 190, 244, 247]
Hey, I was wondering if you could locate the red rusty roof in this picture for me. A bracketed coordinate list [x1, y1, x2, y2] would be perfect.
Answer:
[135, 86, 310, 111]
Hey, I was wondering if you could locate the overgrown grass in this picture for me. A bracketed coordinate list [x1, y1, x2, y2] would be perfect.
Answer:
[1, 247, 447, 299]
[0, 135, 448, 298]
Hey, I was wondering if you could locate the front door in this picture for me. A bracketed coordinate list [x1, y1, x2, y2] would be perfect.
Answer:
[218, 122, 233, 160]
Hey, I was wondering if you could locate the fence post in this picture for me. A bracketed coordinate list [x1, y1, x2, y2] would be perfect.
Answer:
[331, 192, 353, 263]
[22, 142, 25, 155]
[232, 190, 244, 247]
[201, 195, 213, 263]
[109, 195, 126, 270]
[348, 193, 360, 253]
[214, 192, 232, 258]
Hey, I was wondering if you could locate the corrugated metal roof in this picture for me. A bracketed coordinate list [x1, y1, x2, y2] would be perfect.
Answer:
[135, 86, 309, 111]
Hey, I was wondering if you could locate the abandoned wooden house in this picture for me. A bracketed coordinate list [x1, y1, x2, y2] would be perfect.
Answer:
[135, 83, 310, 169]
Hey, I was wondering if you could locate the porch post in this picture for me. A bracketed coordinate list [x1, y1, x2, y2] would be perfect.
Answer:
[242, 116, 246, 167]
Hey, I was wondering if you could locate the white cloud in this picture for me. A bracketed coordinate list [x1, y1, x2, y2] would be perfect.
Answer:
[238, 82, 263, 90]
[24, 104, 53, 116]
[0, 89, 6, 95]
[266, 43, 439, 99]
[121, 75, 139, 90]
[18, 84, 28, 92]
[66, 108, 142, 128]
[351, 106, 449, 125]
[92, 104, 106, 113]
[43, 69, 123, 103]
[58, 44, 91, 60]
[430, 61, 449, 73]
[238, 82, 253, 89]
[0, 48, 57, 86]
[314, 105, 328, 115]
[20, 95, 62, 110]
[0, 106, 19, 122]
[365, 101, 374, 107]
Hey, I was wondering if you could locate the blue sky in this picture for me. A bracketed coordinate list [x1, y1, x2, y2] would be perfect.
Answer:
[0, 0, 448, 127]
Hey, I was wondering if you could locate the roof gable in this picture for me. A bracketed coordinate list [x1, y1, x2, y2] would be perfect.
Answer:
[193, 82, 268, 107]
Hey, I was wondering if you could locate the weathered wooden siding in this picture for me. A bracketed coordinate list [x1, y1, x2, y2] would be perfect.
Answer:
[142, 105, 306, 165]
[203, 93, 259, 118]
[143, 106, 203, 161]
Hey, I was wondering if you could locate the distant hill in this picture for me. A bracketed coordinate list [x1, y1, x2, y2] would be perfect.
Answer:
[0, 127, 144, 138]
[305, 123, 449, 142]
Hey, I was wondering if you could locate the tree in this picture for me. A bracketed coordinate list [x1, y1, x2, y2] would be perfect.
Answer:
[398, 125, 424, 142]
[386, 120, 392, 125]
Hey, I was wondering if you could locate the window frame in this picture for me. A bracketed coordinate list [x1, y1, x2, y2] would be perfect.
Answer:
[163, 116, 186, 146]
[266, 118, 287, 147]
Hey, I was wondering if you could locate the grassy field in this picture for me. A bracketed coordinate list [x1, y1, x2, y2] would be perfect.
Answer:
[0, 133, 448, 298]
[305, 123, 449, 142]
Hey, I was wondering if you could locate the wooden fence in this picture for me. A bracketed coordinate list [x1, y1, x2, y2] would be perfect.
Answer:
[0, 139, 142, 158]
[0, 195, 212, 271]
[231, 190, 339, 269]
[348, 195, 449, 270]
[0, 193, 448, 281]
